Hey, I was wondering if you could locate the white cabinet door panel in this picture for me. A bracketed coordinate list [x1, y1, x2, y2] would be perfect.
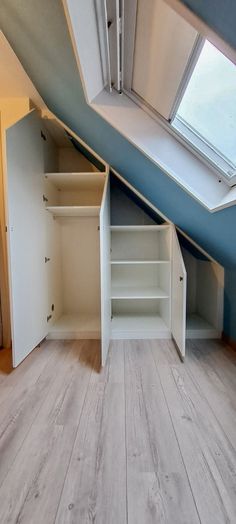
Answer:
[171, 226, 186, 360]
[99, 174, 111, 366]
[6, 111, 48, 367]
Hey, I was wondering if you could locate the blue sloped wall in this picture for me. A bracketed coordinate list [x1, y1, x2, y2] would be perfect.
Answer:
[0, 0, 235, 339]
[181, 0, 236, 52]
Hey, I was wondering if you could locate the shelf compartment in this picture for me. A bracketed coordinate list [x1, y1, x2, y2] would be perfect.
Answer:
[44, 172, 106, 207]
[111, 263, 170, 298]
[111, 226, 171, 261]
[111, 314, 170, 339]
[186, 313, 221, 339]
[111, 286, 169, 299]
[46, 206, 100, 217]
[47, 313, 100, 340]
[111, 298, 170, 338]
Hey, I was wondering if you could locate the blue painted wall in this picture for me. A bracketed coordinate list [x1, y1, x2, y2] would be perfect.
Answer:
[182, 0, 236, 51]
[0, 0, 235, 338]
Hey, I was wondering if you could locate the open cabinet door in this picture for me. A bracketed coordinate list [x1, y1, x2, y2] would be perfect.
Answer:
[171, 226, 186, 360]
[99, 174, 111, 366]
[5, 111, 48, 367]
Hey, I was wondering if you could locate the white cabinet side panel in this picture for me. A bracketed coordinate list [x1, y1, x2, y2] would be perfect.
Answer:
[6, 111, 48, 367]
[100, 175, 111, 366]
[171, 226, 186, 359]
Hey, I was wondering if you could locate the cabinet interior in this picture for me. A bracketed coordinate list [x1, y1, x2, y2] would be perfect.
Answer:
[42, 117, 106, 339]
[179, 236, 223, 338]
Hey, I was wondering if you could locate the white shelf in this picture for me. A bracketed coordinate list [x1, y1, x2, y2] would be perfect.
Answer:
[47, 313, 100, 340]
[111, 286, 169, 299]
[46, 206, 100, 217]
[111, 314, 170, 339]
[111, 260, 170, 265]
[110, 225, 169, 231]
[45, 172, 106, 190]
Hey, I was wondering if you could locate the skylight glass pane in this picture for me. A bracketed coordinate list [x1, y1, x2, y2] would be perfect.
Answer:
[176, 41, 236, 167]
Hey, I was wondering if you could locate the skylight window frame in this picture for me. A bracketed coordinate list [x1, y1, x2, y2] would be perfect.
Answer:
[124, 85, 236, 187]
[120, 0, 236, 188]
[172, 116, 236, 185]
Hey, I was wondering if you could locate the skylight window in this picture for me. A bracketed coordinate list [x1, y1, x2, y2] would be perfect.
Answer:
[173, 41, 236, 179]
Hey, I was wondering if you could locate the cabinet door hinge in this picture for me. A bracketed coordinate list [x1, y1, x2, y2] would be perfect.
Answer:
[97, 226, 100, 231]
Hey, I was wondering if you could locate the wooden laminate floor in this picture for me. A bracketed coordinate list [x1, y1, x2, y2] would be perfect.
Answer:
[0, 338, 236, 523]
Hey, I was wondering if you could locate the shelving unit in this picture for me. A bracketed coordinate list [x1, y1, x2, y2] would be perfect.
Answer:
[4, 107, 224, 368]
[40, 124, 108, 343]
[110, 225, 171, 338]
[44, 169, 107, 338]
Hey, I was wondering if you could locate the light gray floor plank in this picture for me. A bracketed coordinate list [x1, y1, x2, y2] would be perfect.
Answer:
[125, 340, 199, 524]
[0, 341, 67, 488]
[152, 339, 236, 524]
[55, 340, 127, 524]
[190, 339, 236, 399]
[0, 340, 97, 524]
[0, 338, 236, 523]
[186, 340, 236, 451]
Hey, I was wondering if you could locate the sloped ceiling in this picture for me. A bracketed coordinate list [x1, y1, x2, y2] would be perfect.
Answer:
[0, 0, 235, 338]
[0, 31, 45, 108]
[181, 0, 236, 52]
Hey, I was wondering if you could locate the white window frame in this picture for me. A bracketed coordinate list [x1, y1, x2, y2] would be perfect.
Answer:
[62, 0, 236, 211]
[121, 1, 236, 187]
[173, 117, 236, 185]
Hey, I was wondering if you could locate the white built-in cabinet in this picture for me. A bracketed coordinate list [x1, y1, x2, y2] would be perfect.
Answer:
[110, 225, 172, 337]
[4, 110, 224, 368]
[5, 109, 110, 367]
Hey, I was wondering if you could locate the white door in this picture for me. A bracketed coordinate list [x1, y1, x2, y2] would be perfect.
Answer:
[5, 111, 48, 367]
[171, 226, 186, 360]
[99, 174, 111, 366]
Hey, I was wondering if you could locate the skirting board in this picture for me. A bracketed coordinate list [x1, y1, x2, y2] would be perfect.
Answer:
[222, 332, 236, 351]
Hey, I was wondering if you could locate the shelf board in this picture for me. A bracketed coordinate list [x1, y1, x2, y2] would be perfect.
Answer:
[111, 286, 169, 299]
[110, 225, 169, 232]
[110, 260, 170, 265]
[46, 206, 100, 217]
[45, 172, 106, 190]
